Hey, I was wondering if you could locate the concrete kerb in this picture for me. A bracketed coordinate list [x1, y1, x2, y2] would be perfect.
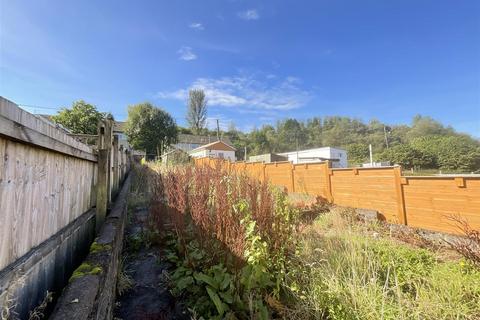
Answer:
[50, 173, 131, 320]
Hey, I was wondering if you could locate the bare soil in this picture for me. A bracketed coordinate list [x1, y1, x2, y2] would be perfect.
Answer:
[114, 206, 188, 320]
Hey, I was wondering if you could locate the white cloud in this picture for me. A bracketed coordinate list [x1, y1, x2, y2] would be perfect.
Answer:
[177, 46, 197, 61]
[238, 9, 259, 20]
[189, 22, 204, 30]
[156, 74, 311, 111]
[156, 89, 188, 100]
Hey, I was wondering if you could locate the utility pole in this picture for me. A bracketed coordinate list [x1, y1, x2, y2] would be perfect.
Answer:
[244, 146, 247, 161]
[216, 119, 220, 141]
[295, 133, 299, 164]
[384, 126, 389, 148]
[369, 144, 373, 166]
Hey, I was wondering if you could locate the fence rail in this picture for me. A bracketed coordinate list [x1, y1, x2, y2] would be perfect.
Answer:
[195, 157, 480, 235]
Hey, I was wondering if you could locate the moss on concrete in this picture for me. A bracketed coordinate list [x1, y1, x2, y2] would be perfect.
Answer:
[70, 263, 103, 282]
[90, 241, 112, 254]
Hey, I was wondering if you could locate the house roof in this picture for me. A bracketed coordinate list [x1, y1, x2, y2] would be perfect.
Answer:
[279, 146, 346, 156]
[189, 140, 237, 153]
[113, 121, 126, 132]
[177, 134, 232, 145]
[162, 148, 188, 156]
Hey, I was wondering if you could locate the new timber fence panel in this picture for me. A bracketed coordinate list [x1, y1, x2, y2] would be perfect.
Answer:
[264, 162, 294, 192]
[402, 176, 480, 234]
[293, 163, 329, 199]
[330, 167, 399, 222]
[245, 162, 266, 181]
[193, 157, 480, 235]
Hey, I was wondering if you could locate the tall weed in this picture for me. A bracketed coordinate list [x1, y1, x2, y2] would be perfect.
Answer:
[149, 163, 299, 319]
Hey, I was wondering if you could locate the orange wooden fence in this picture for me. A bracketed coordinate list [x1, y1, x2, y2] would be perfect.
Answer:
[194, 157, 480, 234]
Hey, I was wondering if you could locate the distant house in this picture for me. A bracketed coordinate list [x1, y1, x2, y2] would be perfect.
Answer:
[248, 153, 288, 163]
[362, 161, 391, 168]
[189, 140, 236, 161]
[174, 134, 232, 153]
[113, 121, 130, 150]
[279, 147, 348, 168]
[161, 148, 190, 164]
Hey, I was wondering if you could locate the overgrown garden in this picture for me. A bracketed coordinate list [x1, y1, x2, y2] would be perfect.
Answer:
[138, 163, 480, 320]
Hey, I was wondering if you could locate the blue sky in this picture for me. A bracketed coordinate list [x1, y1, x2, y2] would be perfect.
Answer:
[1, 0, 479, 136]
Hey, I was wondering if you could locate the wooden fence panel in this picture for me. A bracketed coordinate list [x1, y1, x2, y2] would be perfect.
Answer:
[329, 167, 399, 222]
[264, 162, 294, 192]
[293, 163, 328, 198]
[0, 137, 96, 270]
[192, 157, 480, 234]
[245, 162, 265, 181]
[0, 97, 133, 274]
[402, 177, 480, 233]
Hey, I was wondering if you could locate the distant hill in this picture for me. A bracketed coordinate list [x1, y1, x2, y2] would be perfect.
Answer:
[183, 115, 479, 172]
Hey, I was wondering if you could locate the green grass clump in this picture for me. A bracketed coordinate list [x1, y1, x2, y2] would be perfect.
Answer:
[285, 210, 480, 320]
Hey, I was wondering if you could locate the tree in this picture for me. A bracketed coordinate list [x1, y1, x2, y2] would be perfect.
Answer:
[436, 136, 480, 171]
[378, 144, 431, 169]
[276, 119, 307, 152]
[408, 135, 480, 171]
[305, 117, 323, 147]
[51, 100, 105, 134]
[125, 102, 177, 156]
[407, 115, 454, 141]
[186, 89, 207, 134]
[346, 143, 369, 166]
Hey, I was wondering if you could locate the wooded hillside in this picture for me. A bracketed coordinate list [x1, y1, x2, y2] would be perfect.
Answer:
[181, 115, 480, 172]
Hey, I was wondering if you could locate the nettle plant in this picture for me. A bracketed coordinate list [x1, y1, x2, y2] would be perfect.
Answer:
[150, 164, 299, 319]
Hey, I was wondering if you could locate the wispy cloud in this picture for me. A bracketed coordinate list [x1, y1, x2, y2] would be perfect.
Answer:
[157, 74, 311, 111]
[189, 22, 204, 30]
[177, 46, 197, 61]
[238, 9, 259, 20]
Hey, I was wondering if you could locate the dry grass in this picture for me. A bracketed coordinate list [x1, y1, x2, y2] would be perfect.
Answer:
[1, 274, 26, 320]
[446, 215, 480, 268]
[284, 208, 480, 320]
[28, 291, 53, 320]
[117, 258, 134, 296]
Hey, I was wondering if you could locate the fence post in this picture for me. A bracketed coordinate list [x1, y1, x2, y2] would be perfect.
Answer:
[96, 149, 109, 233]
[112, 135, 119, 195]
[393, 166, 407, 225]
[104, 118, 113, 203]
[291, 163, 295, 193]
[324, 161, 333, 202]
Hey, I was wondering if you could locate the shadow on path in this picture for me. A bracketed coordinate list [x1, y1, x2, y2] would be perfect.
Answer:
[114, 206, 189, 320]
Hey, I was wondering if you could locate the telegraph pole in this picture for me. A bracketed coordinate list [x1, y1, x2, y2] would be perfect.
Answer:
[216, 119, 220, 141]
[384, 126, 389, 148]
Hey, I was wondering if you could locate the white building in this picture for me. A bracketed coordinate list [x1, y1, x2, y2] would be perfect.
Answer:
[189, 140, 236, 161]
[279, 147, 348, 168]
[174, 134, 233, 153]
